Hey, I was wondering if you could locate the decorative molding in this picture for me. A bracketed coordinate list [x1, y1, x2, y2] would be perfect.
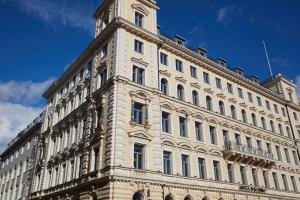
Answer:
[228, 98, 237, 104]
[128, 130, 152, 141]
[204, 88, 214, 94]
[159, 70, 171, 77]
[249, 106, 257, 112]
[131, 3, 149, 16]
[217, 93, 226, 99]
[175, 76, 187, 83]
[190, 82, 201, 89]
[276, 117, 283, 122]
[268, 114, 274, 119]
[259, 110, 266, 115]
[239, 102, 247, 108]
[131, 57, 149, 67]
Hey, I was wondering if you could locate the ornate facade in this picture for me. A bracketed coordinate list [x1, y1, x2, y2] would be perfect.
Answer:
[2, 0, 300, 200]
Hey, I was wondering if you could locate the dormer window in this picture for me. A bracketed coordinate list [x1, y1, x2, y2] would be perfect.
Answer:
[101, 44, 108, 58]
[174, 35, 185, 46]
[135, 12, 144, 27]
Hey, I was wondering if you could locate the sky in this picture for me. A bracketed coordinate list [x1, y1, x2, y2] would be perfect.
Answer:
[0, 0, 300, 152]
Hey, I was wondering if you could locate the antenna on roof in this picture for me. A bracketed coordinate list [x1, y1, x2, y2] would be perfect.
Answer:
[262, 40, 273, 77]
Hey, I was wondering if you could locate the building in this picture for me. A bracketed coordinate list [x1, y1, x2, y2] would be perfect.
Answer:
[0, 113, 44, 200]
[26, 0, 300, 200]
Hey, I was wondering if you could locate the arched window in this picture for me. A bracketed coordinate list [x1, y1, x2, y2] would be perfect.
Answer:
[270, 120, 275, 133]
[252, 113, 257, 126]
[230, 105, 236, 119]
[206, 96, 213, 111]
[192, 90, 199, 106]
[165, 195, 173, 200]
[278, 124, 283, 135]
[133, 192, 143, 200]
[286, 127, 291, 137]
[161, 78, 168, 95]
[219, 101, 225, 115]
[261, 117, 266, 130]
[177, 85, 185, 101]
[241, 109, 247, 123]
[184, 196, 192, 200]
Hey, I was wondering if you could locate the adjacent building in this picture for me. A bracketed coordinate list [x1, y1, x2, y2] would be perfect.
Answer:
[0, 113, 44, 200]
[1, 0, 300, 200]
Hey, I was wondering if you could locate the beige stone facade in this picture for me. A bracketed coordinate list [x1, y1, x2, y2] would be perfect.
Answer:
[27, 0, 300, 200]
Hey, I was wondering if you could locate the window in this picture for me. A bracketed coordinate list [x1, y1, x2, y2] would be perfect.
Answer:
[133, 192, 143, 200]
[223, 130, 229, 145]
[135, 12, 143, 27]
[257, 96, 262, 106]
[238, 88, 243, 98]
[134, 144, 144, 169]
[278, 124, 283, 135]
[235, 133, 241, 145]
[198, 158, 206, 179]
[203, 72, 210, 84]
[263, 170, 269, 188]
[181, 155, 190, 177]
[292, 151, 299, 165]
[100, 44, 108, 58]
[179, 117, 187, 137]
[261, 117, 266, 130]
[284, 148, 291, 163]
[163, 151, 172, 174]
[252, 168, 258, 186]
[240, 166, 247, 185]
[293, 112, 298, 120]
[291, 176, 298, 192]
[177, 85, 185, 101]
[257, 140, 262, 151]
[160, 52, 168, 65]
[213, 161, 221, 181]
[219, 101, 225, 115]
[281, 107, 286, 117]
[190, 66, 197, 78]
[133, 102, 144, 124]
[175, 59, 183, 72]
[210, 126, 217, 145]
[252, 113, 257, 126]
[286, 127, 291, 138]
[160, 79, 168, 95]
[230, 105, 236, 119]
[288, 92, 293, 102]
[100, 68, 107, 87]
[216, 78, 222, 89]
[265, 100, 270, 110]
[272, 172, 279, 190]
[248, 92, 253, 102]
[241, 109, 247, 123]
[282, 174, 288, 191]
[266, 143, 272, 154]
[162, 112, 170, 133]
[274, 104, 278, 113]
[195, 122, 203, 141]
[192, 90, 199, 106]
[270, 120, 275, 133]
[276, 146, 282, 161]
[94, 148, 99, 171]
[134, 39, 143, 53]
[227, 163, 234, 183]
[206, 96, 213, 111]
[227, 83, 233, 94]
[132, 66, 144, 85]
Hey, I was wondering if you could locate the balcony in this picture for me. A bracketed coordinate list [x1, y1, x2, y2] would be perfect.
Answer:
[223, 142, 275, 168]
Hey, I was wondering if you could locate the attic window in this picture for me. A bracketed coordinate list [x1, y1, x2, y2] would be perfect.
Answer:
[174, 35, 186, 46]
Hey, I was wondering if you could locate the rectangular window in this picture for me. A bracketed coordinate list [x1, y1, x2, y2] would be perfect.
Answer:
[162, 112, 170, 133]
[190, 66, 197, 78]
[160, 52, 168, 65]
[265, 100, 270, 110]
[282, 174, 288, 191]
[266, 143, 272, 154]
[134, 39, 144, 53]
[274, 104, 278, 113]
[238, 88, 243, 98]
[213, 161, 221, 181]
[240, 166, 247, 185]
[135, 12, 143, 27]
[246, 137, 252, 148]
[210, 126, 217, 145]
[94, 148, 99, 171]
[227, 83, 233, 94]
[198, 158, 206, 179]
[292, 151, 299, 165]
[291, 176, 298, 192]
[257, 140, 262, 151]
[263, 170, 269, 188]
[176, 59, 183, 72]
[163, 151, 172, 174]
[248, 92, 253, 102]
[276, 146, 282, 161]
[293, 112, 298, 120]
[132, 65, 145, 85]
[100, 44, 108, 58]
[223, 130, 229, 145]
[272, 172, 279, 189]
[179, 117, 187, 137]
[281, 107, 286, 117]
[133, 102, 144, 124]
[195, 122, 203, 141]
[227, 163, 234, 183]
[257, 96, 262, 106]
[252, 168, 258, 186]
[134, 144, 144, 169]
[216, 78, 222, 89]
[203, 72, 210, 84]
[235, 133, 241, 145]
[181, 155, 190, 177]
[100, 68, 107, 87]
[284, 148, 291, 163]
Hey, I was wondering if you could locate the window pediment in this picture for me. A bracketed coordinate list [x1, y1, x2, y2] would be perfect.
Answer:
[216, 93, 226, 99]
[204, 88, 214, 94]
[131, 57, 149, 67]
[210, 149, 222, 157]
[190, 82, 201, 89]
[195, 146, 209, 154]
[243, 129, 253, 135]
[175, 76, 187, 83]
[131, 3, 149, 16]
[232, 125, 242, 132]
[191, 112, 205, 120]
[207, 117, 218, 125]
[176, 107, 191, 117]
[220, 121, 230, 128]
[161, 138, 177, 147]
[128, 130, 151, 141]
[159, 70, 171, 77]
[178, 142, 193, 150]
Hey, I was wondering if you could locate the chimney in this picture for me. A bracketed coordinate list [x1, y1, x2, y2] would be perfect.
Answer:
[217, 57, 227, 67]
[249, 75, 260, 83]
[157, 25, 161, 34]
[196, 47, 207, 57]
[174, 35, 186, 46]
[233, 67, 244, 76]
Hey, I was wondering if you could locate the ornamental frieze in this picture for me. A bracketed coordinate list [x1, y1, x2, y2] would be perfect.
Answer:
[217, 93, 226, 99]
[159, 69, 171, 77]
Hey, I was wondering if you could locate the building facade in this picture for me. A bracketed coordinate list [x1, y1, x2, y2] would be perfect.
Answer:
[0, 113, 44, 200]
[13, 0, 300, 200]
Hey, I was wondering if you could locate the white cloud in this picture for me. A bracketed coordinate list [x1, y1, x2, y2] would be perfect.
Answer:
[0, 78, 55, 105]
[217, 6, 243, 26]
[270, 57, 290, 67]
[1, 0, 96, 34]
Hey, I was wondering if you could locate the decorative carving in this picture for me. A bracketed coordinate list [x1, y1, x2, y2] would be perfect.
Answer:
[228, 98, 237, 104]
[249, 106, 257, 112]
[217, 93, 226, 99]
[128, 130, 152, 141]
[276, 117, 283, 122]
[131, 57, 149, 67]
[175, 76, 187, 83]
[259, 110, 266, 115]
[131, 3, 149, 16]
[239, 102, 247, 108]
[190, 82, 201, 89]
[204, 88, 214, 94]
[268, 114, 274, 119]
[159, 70, 171, 77]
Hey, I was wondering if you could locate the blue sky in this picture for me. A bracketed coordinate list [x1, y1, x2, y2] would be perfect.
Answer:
[0, 0, 300, 151]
